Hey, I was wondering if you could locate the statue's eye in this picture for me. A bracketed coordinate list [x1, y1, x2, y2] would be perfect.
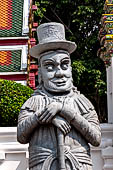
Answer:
[45, 64, 54, 71]
[61, 61, 69, 70]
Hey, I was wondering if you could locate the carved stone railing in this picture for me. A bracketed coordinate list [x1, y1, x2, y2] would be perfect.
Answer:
[0, 127, 28, 170]
[91, 123, 113, 170]
[0, 124, 113, 170]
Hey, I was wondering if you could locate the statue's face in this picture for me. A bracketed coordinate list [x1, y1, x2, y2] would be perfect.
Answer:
[40, 51, 73, 92]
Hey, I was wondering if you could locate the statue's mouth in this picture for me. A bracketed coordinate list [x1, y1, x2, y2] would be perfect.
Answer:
[54, 80, 66, 86]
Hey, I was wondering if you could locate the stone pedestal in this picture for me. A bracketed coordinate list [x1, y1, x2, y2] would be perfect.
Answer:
[0, 127, 28, 170]
[102, 146, 113, 170]
[101, 124, 113, 170]
[91, 123, 113, 170]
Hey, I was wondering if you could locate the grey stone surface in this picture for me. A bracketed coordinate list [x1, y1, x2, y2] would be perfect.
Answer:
[17, 22, 101, 170]
[29, 22, 77, 58]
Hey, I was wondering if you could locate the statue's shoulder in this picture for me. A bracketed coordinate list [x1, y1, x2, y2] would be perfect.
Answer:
[21, 94, 44, 111]
[73, 88, 94, 111]
[79, 93, 94, 109]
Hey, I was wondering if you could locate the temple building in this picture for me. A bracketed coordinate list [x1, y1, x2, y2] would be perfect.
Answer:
[98, 0, 113, 123]
[0, 0, 38, 89]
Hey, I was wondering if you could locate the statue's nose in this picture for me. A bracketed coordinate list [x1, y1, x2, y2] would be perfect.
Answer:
[55, 67, 64, 78]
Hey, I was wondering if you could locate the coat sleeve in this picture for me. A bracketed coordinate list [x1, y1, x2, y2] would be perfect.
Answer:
[71, 108, 101, 146]
[61, 94, 101, 146]
[17, 96, 39, 144]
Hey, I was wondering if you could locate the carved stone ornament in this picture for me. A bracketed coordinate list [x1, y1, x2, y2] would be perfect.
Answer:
[17, 22, 101, 170]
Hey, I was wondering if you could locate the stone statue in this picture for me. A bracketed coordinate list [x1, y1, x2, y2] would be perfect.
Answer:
[17, 22, 101, 170]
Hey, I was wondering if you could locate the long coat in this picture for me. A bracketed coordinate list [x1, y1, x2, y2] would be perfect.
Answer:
[17, 87, 101, 170]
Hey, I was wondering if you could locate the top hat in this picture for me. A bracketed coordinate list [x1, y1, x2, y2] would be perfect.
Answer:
[30, 22, 77, 58]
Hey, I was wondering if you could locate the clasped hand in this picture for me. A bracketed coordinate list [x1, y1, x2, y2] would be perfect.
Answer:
[38, 102, 62, 123]
[38, 102, 72, 134]
[52, 116, 71, 135]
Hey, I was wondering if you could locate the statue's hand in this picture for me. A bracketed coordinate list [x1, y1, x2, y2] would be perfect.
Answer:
[38, 102, 62, 123]
[60, 102, 75, 122]
[52, 116, 71, 135]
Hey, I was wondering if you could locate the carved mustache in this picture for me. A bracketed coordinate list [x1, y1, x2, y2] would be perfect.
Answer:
[51, 77, 68, 83]
[51, 74, 72, 79]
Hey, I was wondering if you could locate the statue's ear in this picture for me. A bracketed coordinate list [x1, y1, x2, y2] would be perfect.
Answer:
[38, 67, 43, 85]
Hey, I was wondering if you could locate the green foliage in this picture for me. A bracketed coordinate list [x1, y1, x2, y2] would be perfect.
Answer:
[0, 79, 33, 126]
[34, 0, 107, 122]
[72, 60, 86, 85]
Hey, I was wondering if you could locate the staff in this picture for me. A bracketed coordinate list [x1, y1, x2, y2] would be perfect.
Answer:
[57, 128, 65, 170]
